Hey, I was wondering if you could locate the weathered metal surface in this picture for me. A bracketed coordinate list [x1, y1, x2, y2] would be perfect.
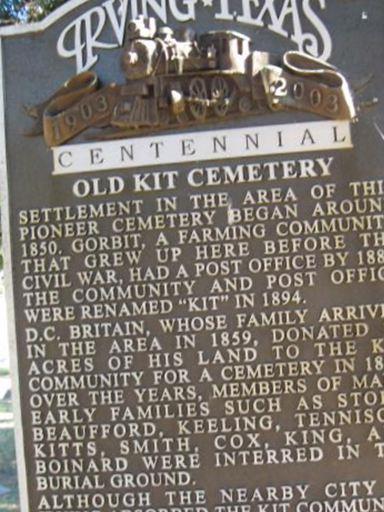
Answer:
[26, 17, 355, 146]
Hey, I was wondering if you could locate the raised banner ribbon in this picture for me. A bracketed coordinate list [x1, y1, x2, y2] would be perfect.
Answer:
[43, 74, 122, 147]
[26, 72, 122, 146]
[261, 51, 356, 120]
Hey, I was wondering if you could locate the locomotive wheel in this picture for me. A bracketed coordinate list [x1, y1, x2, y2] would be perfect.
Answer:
[189, 78, 208, 120]
[239, 95, 252, 113]
[211, 76, 231, 117]
[176, 112, 189, 124]
[158, 108, 170, 125]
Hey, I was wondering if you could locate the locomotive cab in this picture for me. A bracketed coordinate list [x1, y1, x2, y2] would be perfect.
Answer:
[200, 31, 251, 73]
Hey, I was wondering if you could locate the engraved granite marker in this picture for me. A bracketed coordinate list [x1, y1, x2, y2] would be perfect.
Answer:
[1, 2, 384, 512]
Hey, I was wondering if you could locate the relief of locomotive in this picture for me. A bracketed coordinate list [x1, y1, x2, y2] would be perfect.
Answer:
[112, 16, 271, 131]
[25, 16, 356, 146]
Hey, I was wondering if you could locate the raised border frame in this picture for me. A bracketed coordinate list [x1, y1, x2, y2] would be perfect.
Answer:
[0, 37, 29, 512]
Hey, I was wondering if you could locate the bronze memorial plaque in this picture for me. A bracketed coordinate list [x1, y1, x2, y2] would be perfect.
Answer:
[1, 1, 384, 511]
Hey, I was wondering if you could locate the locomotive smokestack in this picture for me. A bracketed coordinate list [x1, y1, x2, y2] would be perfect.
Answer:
[126, 16, 157, 40]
